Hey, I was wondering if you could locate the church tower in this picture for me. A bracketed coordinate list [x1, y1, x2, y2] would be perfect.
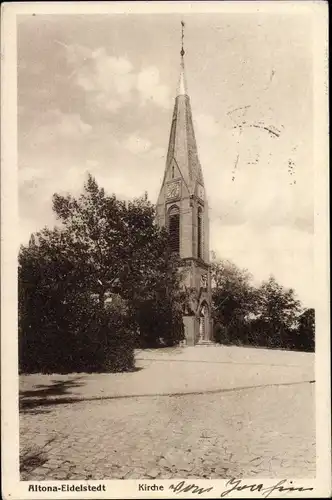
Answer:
[156, 23, 212, 346]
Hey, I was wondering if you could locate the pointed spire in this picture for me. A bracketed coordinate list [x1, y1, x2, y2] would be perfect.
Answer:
[177, 57, 188, 96]
[159, 20, 204, 198]
[177, 21, 188, 96]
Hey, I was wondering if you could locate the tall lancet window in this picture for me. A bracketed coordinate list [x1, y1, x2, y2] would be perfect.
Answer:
[197, 206, 203, 259]
[168, 206, 180, 254]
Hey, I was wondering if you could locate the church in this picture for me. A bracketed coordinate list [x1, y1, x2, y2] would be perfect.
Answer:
[156, 27, 213, 346]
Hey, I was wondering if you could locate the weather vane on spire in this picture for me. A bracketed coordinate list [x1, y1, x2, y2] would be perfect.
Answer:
[181, 20, 185, 57]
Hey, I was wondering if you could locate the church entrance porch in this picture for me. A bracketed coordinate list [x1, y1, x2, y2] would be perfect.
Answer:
[183, 310, 213, 346]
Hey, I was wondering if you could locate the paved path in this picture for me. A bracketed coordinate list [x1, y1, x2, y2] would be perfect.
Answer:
[20, 346, 315, 480]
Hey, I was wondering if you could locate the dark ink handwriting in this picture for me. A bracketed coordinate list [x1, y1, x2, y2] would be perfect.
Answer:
[220, 478, 314, 498]
[169, 481, 214, 495]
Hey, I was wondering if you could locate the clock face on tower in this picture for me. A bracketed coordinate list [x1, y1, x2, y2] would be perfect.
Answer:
[166, 182, 180, 199]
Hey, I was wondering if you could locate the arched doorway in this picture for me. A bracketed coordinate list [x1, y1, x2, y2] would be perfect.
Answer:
[198, 302, 210, 342]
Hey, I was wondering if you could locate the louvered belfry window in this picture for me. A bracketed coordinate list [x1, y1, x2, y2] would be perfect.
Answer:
[168, 206, 180, 254]
[198, 206, 203, 259]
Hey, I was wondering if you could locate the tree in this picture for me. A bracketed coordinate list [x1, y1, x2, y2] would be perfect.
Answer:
[255, 276, 301, 348]
[294, 308, 315, 352]
[131, 238, 186, 347]
[211, 260, 308, 351]
[19, 174, 186, 373]
[211, 259, 259, 345]
[18, 227, 115, 373]
[53, 176, 186, 342]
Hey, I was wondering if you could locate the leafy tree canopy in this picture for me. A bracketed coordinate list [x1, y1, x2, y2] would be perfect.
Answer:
[211, 258, 259, 323]
[256, 275, 301, 331]
[19, 174, 186, 373]
[211, 258, 313, 352]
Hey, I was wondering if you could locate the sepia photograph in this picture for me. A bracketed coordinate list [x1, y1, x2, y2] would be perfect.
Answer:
[1, 2, 330, 499]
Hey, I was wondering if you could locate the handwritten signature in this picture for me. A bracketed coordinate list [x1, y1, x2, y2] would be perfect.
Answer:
[169, 479, 314, 498]
[220, 478, 314, 498]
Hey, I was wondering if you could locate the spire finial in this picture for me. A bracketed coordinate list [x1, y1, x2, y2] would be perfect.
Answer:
[177, 20, 187, 96]
[181, 20, 185, 57]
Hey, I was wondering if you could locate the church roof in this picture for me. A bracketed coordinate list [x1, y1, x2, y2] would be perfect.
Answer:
[165, 51, 204, 194]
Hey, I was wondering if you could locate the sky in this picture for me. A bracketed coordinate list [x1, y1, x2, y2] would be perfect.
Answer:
[17, 11, 314, 306]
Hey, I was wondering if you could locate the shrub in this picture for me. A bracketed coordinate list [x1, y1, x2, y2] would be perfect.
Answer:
[19, 291, 135, 374]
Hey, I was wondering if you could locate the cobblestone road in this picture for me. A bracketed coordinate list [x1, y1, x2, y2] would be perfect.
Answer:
[20, 347, 315, 480]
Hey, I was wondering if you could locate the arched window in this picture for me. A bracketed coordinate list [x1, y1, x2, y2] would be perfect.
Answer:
[197, 206, 203, 259]
[171, 165, 175, 179]
[168, 205, 180, 254]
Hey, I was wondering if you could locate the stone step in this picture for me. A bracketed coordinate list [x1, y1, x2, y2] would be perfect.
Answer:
[196, 340, 215, 346]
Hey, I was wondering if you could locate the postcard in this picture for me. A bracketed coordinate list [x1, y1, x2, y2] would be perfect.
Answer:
[1, 1, 330, 499]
